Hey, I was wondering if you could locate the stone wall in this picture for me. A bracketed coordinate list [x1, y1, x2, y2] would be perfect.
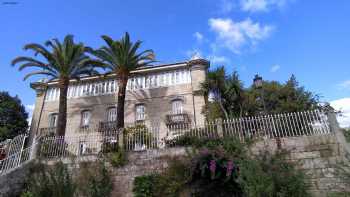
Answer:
[1, 134, 349, 197]
[0, 161, 33, 197]
[110, 148, 187, 197]
[251, 134, 350, 196]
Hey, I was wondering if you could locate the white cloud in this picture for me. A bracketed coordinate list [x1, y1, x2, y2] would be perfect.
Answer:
[208, 18, 273, 54]
[193, 32, 204, 43]
[270, 64, 280, 72]
[219, 0, 235, 13]
[240, 0, 289, 12]
[208, 55, 230, 64]
[337, 80, 350, 90]
[25, 104, 35, 125]
[330, 98, 350, 128]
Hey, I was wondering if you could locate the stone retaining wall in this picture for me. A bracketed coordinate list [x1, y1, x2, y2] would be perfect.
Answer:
[251, 134, 349, 196]
[1, 134, 349, 197]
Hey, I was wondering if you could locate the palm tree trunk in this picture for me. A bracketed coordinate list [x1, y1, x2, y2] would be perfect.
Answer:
[218, 99, 229, 120]
[116, 75, 128, 129]
[57, 78, 69, 136]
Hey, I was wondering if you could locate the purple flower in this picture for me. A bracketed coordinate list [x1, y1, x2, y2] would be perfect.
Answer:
[209, 159, 216, 179]
[226, 160, 234, 177]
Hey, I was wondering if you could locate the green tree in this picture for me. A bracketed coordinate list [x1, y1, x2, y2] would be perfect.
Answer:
[200, 67, 229, 119]
[88, 32, 155, 129]
[200, 68, 245, 120]
[0, 91, 28, 141]
[244, 75, 320, 115]
[12, 35, 104, 136]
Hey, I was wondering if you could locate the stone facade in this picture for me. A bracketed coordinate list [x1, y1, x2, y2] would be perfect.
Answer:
[29, 59, 209, 139]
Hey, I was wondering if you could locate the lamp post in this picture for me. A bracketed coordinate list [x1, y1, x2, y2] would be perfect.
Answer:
[253, 74, 266, 114]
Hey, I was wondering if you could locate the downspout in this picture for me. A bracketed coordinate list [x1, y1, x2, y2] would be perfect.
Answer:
[189, 65, 197, 127]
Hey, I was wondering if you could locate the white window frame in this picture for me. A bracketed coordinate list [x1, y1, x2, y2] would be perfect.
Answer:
[81, 110, 91, 127]
[107, 107, 117, 122]
[49, 113, 58, 128]
[172, 100, 184, 115]
[135, 104, 146, 121]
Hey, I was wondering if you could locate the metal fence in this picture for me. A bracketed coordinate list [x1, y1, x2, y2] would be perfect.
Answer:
[0, 110, 333, 174]
[39, 130, 120, 159]
[165, 110, 330, 144]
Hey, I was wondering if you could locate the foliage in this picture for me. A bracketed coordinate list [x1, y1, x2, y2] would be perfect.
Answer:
[23, 161, 76, 197]
[133, 159, 191, 197]
[243, 75, 320, 116]
[133, 174, 161, 197]
[238, 150, 311, 197]
[88, 32, 155, 129]
[200, 68, 320, 119]
[22, 160, 114, 197]
[125, 124, 157, 148]
[0, 91, 28, 141]
[12, 35, 104, 136]
[108, 145, 127, 167]
[133, 138, 310, 197]
[76, 161, 113, 197]
[343, 128, 350, 142]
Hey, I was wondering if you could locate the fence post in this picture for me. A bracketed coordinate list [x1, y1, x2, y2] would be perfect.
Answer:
[327, 111, 350, 154]
[118, 128, 124, 149]
[216, 118, 224, 138]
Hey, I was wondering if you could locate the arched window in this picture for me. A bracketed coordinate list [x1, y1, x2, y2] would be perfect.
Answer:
[107, 107, 117, 122]
[81, 110, 91, 127]
[135, 104, 146, 121]
[48, 113, 58, 128]
[172, 100, 183, 114]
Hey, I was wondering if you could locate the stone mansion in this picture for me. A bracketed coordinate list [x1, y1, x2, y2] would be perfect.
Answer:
[29, 59, 209, 137]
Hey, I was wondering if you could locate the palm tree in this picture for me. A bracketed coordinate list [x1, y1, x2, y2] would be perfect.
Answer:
[200, 66, 229, 119]
[88, 32, 155, 129]
[12, 35, 104, 136]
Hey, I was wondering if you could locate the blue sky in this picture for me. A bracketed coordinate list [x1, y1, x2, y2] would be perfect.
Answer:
[0, 0, 349, 126]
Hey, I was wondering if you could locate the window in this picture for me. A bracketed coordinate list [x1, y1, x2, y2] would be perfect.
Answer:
[107, 107, 117, 122]
[81, 110, 91, 127]
[135, 104, 145, 121]
[172, 100, 183, 114]
[49, 113, 58, 128]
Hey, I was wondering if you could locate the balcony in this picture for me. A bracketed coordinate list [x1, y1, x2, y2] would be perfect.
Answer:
[38, 127, 56, 136]
[98, 121, 119, 133]
[166, 113, 190, 125]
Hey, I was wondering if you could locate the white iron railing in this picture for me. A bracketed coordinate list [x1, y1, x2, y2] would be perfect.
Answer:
[124, 126, 160, 151]
[165, 110, 330, 144]
[39, 130, 120, 159]
[0, 110, 333, 175]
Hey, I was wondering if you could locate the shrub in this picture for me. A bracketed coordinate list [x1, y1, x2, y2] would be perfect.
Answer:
[133, 174, 160, 197]
[22, 160, 114, 197]
[133, 138, 311, 197]
[108, 146, 127, 167]
[23, 161, 76, 197]
[76, 161, 113, 197]
[238, 150, 311, 197]
[343, 128, 350, 143]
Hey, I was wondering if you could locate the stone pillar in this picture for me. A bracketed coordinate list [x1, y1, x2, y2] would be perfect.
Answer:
[28, 82, 47, 145]
[327, 111, 350, 154]
[189, 59, 209, 126]
[118, 128, 124, 149]
[216, 118, 224, 138]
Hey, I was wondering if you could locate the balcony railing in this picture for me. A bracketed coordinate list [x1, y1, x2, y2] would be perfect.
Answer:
[38, 127, 56, 136]
[166, 113, 190, 125]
